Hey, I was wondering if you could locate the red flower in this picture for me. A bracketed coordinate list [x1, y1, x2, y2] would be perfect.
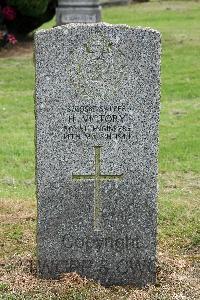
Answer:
[7, 33, 17, 45]
[2, 6, 16, 21]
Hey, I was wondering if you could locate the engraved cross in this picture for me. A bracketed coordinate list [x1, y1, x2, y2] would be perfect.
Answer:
[72, 146, 123, 231]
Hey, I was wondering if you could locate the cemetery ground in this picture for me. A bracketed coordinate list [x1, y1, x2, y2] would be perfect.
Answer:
[0, 0, 199, 299]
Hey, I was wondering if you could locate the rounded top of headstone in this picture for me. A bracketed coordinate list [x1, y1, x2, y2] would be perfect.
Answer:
[36, 22, 160, 37]
[35, 23, 161, 101]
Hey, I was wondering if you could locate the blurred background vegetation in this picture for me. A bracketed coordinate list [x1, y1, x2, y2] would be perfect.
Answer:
[0, 0, 150, 46]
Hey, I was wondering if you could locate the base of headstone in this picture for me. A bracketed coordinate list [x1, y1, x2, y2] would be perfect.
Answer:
[56, 6, 101, 25]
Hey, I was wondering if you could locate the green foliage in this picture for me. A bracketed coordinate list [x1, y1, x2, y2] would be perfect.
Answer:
[8, 0, 50, 17]
[0, 283, 9, 293]
[63, 288, 89, 300]
[5, 0, 56, 34]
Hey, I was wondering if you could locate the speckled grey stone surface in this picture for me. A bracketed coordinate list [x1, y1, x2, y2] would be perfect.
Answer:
[35, 23, 161, 286]
[56, 0, 101, 25]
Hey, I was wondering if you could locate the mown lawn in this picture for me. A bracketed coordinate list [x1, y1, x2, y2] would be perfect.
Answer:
[0, 1, 199, 299]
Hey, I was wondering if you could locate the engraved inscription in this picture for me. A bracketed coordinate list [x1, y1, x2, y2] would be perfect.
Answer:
[63, 104, 133, 141]
[62, 14, 97, 23]
[72, 146, 123, 231]
[67, 34, 129, 100]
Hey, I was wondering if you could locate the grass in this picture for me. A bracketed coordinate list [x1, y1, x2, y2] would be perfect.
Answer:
[0, 58, 35, 199]
[0, 1, 200, 299]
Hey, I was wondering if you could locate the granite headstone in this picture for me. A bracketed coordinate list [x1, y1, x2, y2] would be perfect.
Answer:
[56, 0, 101, 25]
[35, 23, 161, 286]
